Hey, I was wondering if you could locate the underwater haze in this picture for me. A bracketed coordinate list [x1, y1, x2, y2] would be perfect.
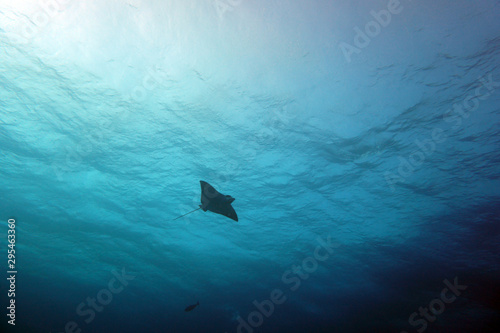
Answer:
[1, 0, 500, 332]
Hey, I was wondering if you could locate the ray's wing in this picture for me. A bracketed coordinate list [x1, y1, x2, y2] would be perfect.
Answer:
[220, 205, 238, 222]
[206, 202, 238, 222]
[200, 180, 221, 211]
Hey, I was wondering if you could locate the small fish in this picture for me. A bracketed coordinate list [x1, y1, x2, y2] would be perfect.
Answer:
[184, 301, 199, 312]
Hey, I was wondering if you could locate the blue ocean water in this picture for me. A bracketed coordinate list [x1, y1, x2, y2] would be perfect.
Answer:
[1, 1, 499, 332]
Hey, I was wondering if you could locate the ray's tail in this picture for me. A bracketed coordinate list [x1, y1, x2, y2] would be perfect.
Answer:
[172, 207, 201, 221]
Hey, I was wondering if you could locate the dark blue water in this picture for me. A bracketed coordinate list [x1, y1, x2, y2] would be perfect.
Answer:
[1, 1, 499, 332]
